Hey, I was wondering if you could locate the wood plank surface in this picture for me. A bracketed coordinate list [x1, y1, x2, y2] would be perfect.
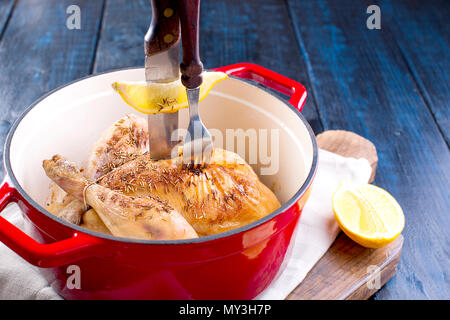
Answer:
[288, 233, 404, 300]
[0, 0, 105, 181]
[93, 0, 149, 73]
[286, 0, 450, 299]
[0, 0, 15, 38]
[379, 0, 450, 145]
[0, 0, 17, 159]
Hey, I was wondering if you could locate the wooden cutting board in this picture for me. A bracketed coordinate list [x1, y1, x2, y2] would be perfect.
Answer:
[286, 130, 403, 300]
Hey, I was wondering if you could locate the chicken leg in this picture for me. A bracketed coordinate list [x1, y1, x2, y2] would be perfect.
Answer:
[43, 155, 198, 240]
[46, 114, 149, 230]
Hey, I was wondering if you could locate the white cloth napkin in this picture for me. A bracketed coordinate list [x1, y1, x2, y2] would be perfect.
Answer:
[256, 149, 371, 299]
[0, 149, 371, 300]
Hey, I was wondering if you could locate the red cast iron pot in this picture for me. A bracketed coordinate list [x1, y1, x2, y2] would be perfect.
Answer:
[0, 63, 318, 299]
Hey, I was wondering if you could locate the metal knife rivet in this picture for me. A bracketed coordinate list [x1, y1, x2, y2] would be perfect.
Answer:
[163, 8, 174, 18]
[164, 34, 174, 43]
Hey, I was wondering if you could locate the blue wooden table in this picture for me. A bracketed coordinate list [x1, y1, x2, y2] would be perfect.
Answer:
[0, 0, 448, 299]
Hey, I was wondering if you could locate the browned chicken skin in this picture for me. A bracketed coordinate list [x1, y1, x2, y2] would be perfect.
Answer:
[46, 114, 148, 232]
[43, 155, 198, 240]
[98, 149, 280, 236]
[86, 113, 148, 180]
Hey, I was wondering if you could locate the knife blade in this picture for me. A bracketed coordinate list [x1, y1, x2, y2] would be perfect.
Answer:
[145, 45, 181, 160]
[144, 0, 181, 160]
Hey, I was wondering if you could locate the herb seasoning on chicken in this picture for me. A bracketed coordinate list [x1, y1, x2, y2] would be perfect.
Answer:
[43, 115, 280, 240]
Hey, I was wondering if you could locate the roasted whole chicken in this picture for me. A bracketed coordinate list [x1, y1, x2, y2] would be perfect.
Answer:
[44, 114, 280, 240]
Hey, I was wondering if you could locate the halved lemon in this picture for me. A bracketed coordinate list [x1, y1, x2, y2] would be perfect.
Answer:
[332, 181, 405, 248]
[112, 71, 228, 114]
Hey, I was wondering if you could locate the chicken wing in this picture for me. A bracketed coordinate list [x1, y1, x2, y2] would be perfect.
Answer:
[85, 113, 148, 180]
[43, 155, 197, 240]
[46, 114, 149, 230]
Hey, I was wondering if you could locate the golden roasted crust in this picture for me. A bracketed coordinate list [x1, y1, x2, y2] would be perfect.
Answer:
[98, 149, 281, 236]
[43, 155, 198, 240]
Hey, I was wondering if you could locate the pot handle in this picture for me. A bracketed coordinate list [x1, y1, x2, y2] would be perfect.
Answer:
[0, 180, 106, 268]
[213, 63, 307, 112]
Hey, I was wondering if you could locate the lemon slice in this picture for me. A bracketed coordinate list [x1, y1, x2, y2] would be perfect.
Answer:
[332, 181, 405, 248]
[112, 71, 228, 114]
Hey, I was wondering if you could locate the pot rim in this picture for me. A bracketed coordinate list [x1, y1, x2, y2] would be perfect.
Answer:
[3, 66, 318, 245]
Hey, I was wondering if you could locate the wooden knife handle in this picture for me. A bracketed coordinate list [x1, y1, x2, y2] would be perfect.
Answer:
[144, 0, 180, 56]
[177, 0, 203, 88]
